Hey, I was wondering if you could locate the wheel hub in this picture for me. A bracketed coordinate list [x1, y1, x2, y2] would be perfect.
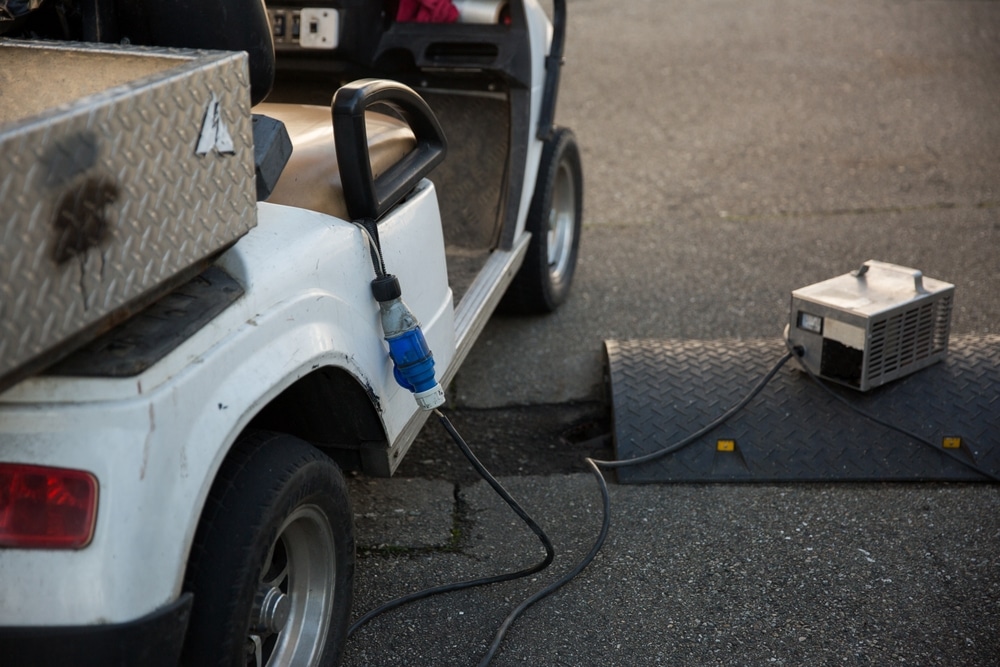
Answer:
[254, 586, 291, 634]
[245, 504, 337, 667]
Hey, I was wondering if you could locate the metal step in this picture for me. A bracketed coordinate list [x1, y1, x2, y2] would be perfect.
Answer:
[605, 335, 999, 483]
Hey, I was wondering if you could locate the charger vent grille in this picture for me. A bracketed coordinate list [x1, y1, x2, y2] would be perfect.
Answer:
[867, 295, 952, 385]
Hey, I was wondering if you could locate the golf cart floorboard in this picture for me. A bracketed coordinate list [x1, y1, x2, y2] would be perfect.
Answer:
[446, 246, 492, 306]
[606, 335, 999, 483]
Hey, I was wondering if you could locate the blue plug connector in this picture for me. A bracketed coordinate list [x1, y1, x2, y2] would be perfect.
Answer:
[372, 275, 445, 410]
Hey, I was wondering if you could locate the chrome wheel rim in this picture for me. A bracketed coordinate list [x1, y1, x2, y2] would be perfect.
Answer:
[248, 504, 335, 667]
[546, 159, 577, 285]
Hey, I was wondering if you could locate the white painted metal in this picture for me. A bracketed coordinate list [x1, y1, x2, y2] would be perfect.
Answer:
[0, 187, 453, 626]
[0, 0, 560, 641]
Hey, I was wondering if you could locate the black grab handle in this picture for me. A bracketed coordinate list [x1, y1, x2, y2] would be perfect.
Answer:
[332, 79, 447, 222]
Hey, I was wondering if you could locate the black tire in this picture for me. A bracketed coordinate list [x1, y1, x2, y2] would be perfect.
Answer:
[501, 127, 584, 314]
[181, 431, 354, 667]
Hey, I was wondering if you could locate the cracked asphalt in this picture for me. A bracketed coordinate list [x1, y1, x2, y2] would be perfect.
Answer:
[344, 1, 999, 665]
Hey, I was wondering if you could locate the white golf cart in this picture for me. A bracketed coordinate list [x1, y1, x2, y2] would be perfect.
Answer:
[0, 0, 581, 664]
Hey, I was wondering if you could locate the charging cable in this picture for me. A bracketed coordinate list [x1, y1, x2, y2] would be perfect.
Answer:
[350, 225, 553, 642]
[349, 349, 795, 665]
[346, 409, 555, 638]
[785, 342, 999, 483]
[472, 344, 997, 664]
[461, 351, 795, 664]
[354, 221, 995, 663]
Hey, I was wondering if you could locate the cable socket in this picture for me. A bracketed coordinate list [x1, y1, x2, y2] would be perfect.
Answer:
[372, 275, 445, 410]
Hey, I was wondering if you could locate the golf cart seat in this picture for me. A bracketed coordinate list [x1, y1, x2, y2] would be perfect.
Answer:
[255, 103, 416, 221]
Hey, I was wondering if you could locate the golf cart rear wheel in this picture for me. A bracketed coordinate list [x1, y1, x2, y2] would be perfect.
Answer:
[181, 430, 354, 667]
[502, 127, 583, 314]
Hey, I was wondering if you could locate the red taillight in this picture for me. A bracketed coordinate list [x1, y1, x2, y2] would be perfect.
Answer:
[0, 463, 98, 549]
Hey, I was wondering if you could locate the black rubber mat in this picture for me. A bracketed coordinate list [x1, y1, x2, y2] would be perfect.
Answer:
[606, 335, 999, 483]
[423, 91, 508, 250]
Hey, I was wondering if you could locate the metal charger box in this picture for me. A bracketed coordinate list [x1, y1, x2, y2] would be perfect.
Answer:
[786, 260, 954, 391]
[0, 40, 257, 392]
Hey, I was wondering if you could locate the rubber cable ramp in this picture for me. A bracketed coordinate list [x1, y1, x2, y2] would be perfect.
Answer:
[605, 335, 999, 483]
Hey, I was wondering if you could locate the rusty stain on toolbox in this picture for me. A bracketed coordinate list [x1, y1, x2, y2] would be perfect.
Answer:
[51, 176, 120, 265]
[41, 130, 121, 295]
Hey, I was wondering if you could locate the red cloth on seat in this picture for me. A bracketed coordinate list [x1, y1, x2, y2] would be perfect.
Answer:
[396, 0, 459, 23]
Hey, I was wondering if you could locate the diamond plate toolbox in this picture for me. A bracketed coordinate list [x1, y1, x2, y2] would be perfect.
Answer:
[0, 40, 257, 391]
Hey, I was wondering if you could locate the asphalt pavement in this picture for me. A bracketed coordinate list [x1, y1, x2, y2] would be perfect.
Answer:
[344, 1, 1000, 665]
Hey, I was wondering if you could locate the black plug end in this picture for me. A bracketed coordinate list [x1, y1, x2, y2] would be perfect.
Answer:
[371, 274, 401, 302]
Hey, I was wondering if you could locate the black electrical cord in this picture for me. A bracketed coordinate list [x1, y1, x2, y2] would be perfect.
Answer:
[785, 341, 1000, 482]
[594, 351, 794, 469]
[475, 343, 999, 664]
[351, 342, 997, 665]
[346, 411, 556, 639]
[454, 352, 795, 665]
[354, 219, 387, 278]
[441, 417, 611, 667]
[474, 456, 609, 667]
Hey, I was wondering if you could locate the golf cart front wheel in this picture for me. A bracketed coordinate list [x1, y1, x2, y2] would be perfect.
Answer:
[502, 127, 583, 314]
[181, 430, 354, 667]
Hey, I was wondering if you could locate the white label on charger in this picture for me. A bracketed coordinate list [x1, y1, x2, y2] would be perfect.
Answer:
[824, 319, 865, 351]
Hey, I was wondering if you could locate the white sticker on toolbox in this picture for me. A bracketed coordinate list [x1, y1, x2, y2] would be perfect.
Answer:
[196, 93, 235, 156]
